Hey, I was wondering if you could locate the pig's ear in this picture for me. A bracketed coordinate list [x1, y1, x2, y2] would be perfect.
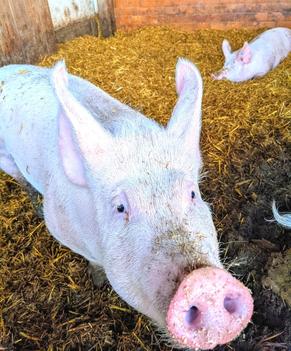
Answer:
[167, 58, 203, 166]
[237, 42, 252, 64]
[51, 61, 113, 186]
[222, 39, 232, 58]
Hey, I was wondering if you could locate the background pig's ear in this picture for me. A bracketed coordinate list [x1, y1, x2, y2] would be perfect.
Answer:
[222, 39, 232, 58]
[238, 42, 252, 64]
[52, 61, 113, 186]
[167, 58, 203, 166]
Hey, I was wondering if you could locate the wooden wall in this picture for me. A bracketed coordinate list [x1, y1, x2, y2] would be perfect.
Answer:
[114, 0, 291, 30]
[0, 0, 115, 65]
[0, 0, 56, 65]
[48, 0, 98, 42]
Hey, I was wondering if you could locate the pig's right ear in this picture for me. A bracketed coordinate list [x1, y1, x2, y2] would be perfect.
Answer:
[222, 39, 232, 59]
[52, 61, 113, 187]
[167, 58, 203, 168]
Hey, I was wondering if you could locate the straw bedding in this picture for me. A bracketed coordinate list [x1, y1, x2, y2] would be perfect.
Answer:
[1, 26, 290, 350]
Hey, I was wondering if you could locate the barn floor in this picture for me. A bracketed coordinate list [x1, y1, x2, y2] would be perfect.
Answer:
[0, 27, 290, 351]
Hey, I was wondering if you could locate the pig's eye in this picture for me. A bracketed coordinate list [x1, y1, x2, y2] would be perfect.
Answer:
[113, 191, 131, 221]
[117, 204, 125, 213]
[191, 191, 196, 200]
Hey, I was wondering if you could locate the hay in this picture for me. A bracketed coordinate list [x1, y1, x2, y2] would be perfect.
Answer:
[1, 26, 290, 350]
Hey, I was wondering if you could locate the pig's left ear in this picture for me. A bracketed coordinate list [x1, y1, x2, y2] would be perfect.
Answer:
[51, 61, 113, 186]
[222, 39, 232, 59]
[237, 42, 252, 64]
[167, 58, 203, 168]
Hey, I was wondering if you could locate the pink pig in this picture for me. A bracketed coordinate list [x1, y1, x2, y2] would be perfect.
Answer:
[0, 60, 253, 350]
[213, 27, 291, 82]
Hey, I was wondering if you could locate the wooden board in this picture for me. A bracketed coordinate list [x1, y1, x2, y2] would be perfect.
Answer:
[0, 0, 56, 65]
[97, 0, 116, 37]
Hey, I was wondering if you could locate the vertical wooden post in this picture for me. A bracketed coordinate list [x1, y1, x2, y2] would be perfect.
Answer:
[97, 0, 116, 37]
[0, 0, 56, 65]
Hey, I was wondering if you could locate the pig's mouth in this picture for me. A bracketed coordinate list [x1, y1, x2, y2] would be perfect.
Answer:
[165, 267, 254, 350]
[211, 70, 227, 80]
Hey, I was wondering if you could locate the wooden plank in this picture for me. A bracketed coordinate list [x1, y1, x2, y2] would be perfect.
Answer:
[97, 0, 116, 37]
[55, 16, 98, 43]
[0, 0, 56, 65]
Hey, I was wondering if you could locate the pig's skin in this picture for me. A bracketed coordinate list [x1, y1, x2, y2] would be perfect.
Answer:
[0, 60, 221, 328]
[0, 61, 253, 349]
[213, 27, 291, 82]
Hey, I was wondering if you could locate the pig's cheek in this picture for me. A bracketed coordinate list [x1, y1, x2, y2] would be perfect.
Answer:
[105, 255, 168, 325]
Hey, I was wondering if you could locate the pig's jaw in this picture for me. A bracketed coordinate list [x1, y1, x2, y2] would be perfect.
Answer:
[105, 245, 234, 350]
[104, 241, 222, 331]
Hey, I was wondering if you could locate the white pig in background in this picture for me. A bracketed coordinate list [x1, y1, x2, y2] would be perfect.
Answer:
[272, 202, 291, 229]
[0, 60, 254, 350]
[213, 27, 291, 82]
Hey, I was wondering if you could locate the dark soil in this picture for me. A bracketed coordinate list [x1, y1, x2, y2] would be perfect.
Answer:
[0, 27, 290, 351]
[208, 156, 291, 351]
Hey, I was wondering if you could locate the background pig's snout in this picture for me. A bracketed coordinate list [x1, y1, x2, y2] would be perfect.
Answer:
[212, 70, 226, 80]
[166, 267, 254, 350]
[211, 72, 220, 80]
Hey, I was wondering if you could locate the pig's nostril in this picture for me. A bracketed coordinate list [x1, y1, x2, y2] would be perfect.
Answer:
[185, 305, 200, 327]
[224, 296, 239, 314]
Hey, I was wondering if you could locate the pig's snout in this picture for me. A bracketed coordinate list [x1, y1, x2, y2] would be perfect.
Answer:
[166, 267, 253, 350]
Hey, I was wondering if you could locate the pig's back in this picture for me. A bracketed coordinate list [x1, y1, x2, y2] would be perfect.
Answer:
[251, 28, 291, 69]
[0, 65, 62, 192]
[0, 64, 158, 193]
[0, 64, 159, 133]
[264, 27, 291, 50]
[0, 66, 78, 148]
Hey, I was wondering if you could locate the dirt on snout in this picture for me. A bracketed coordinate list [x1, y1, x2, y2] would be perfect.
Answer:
[0, 27, 290, 351]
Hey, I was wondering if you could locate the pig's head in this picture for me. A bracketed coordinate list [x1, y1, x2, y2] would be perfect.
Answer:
[212, 40, 253, 82]
[51, 60, 253, 350]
